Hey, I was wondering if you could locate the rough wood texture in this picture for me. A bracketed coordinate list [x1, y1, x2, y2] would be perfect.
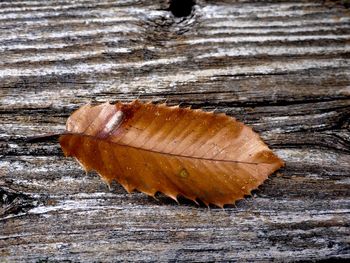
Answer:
[0, 0, 349, 262]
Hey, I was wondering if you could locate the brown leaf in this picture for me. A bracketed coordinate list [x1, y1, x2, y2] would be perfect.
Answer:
[59, 100, 284, 207]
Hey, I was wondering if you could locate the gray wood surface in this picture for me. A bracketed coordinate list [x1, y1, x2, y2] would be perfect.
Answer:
[1, 0, 349, 262]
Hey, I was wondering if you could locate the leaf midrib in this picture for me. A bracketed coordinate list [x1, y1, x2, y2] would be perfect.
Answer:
[69, 133, 273, 165]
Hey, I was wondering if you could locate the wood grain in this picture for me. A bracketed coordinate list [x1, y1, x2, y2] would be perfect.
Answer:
[0, 0, 349, 262]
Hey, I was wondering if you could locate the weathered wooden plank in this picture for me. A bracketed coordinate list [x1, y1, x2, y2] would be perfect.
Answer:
[0, 0, 349, 262]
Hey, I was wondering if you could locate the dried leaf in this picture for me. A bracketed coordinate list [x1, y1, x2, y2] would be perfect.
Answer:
[59, 101, 284, 207]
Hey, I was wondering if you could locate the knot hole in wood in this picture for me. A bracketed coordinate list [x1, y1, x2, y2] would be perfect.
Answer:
[168, 0, 196, 17]
[141, 0, 199, 44]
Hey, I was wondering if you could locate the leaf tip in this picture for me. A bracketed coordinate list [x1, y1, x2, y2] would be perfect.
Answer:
[214, 203, 225, 209]
[121, 183, 135, 194]
[167, 193, 179, 204]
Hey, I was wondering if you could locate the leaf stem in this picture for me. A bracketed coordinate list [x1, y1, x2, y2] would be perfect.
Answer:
[26, 133, 64, 143]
